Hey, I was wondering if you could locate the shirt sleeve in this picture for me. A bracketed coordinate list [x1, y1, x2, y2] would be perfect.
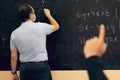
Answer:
[86, 56, 108, 80]
[10, 35, 17, 50]
[37, 22, 53, 35]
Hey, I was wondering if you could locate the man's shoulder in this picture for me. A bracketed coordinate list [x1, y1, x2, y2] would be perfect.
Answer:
[11, 27, 20, 37]
[35, 22, 50, 26]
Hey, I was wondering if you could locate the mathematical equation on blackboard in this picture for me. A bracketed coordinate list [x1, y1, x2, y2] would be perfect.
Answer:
[72, 0, 120, 46]
[78, 36, 118, 45]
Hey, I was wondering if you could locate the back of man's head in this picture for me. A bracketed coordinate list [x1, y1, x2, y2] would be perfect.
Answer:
[18, 3, 33, 22]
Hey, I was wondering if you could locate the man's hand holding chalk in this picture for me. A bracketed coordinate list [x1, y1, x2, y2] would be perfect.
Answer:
[44, 8, 51, 17]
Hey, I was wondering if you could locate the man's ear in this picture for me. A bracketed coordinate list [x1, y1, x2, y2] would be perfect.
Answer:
[29, 13, 33, 19]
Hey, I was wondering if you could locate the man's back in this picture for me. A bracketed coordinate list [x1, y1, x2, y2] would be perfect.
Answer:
[10, 21, 52, 62]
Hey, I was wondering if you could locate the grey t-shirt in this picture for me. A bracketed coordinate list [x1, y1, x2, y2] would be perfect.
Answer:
[10, 21, 52, 62]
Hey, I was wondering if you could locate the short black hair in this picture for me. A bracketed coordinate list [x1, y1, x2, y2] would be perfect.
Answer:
[18, 3, 33, 22]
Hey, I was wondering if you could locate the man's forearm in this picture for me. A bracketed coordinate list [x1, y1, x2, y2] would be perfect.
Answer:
[10, 50, 18, 73]
[47, 15, 59, 28]
[11, 57, 17, 73]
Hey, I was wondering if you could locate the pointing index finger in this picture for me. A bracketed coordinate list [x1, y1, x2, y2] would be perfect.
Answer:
[99, 24, 105, 42]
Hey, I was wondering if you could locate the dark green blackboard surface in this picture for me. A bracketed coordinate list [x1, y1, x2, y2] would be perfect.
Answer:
[0, 0, 120, 70]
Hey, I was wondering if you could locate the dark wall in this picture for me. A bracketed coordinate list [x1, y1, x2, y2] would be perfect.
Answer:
[0, 0, 120, 70]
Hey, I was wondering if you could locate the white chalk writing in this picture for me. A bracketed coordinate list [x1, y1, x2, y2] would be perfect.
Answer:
[78, 24, 115, 34]
[78, 36, 118, 45]
[96, 0, 99, 3]
[42, 0, 45, 3]
[115, 8, 120, 30]
[76, 10, 111, 20]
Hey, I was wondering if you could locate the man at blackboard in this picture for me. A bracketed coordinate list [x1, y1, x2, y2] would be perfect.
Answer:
[10, 3, 59, 80]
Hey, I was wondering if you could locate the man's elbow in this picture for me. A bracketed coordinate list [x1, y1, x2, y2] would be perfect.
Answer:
[52, 25, 60, 32]
[56, 24, 60, 30]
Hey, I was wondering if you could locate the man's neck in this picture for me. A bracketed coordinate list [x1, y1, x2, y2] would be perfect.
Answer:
[25, 19, 33, 22]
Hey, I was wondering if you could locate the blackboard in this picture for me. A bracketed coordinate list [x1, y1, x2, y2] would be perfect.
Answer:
[0, 0, 119, 70]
